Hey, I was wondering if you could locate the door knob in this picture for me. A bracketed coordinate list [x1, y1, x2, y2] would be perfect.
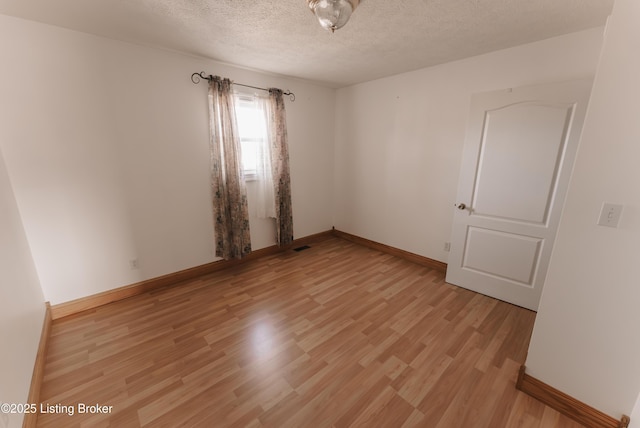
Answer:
[456, 203, 467, 210]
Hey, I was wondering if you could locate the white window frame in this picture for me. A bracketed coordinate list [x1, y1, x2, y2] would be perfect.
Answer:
[234, 92, 268, 182]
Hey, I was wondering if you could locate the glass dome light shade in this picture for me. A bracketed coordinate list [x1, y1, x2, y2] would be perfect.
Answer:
[311, 0, 355, 32]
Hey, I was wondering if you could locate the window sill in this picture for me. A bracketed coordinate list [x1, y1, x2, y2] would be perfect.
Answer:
[244, 172, 257, 182]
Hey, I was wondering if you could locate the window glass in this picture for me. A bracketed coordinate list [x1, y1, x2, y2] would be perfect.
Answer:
[235, 95, 268, 179]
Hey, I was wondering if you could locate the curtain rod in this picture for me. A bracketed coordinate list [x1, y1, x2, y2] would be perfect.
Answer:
[191, 72, 296, 102]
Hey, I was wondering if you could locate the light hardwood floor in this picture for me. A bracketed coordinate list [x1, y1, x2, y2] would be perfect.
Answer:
[37, 236, 584, 427]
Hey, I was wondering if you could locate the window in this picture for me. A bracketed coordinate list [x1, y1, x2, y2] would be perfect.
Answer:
[234, 94, 268, 180]
[233, 92, 276, 219]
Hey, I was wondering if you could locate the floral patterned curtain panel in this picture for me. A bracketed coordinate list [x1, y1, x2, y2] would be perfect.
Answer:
[269, 89, 294, 246]
[208, 77, 251, 260]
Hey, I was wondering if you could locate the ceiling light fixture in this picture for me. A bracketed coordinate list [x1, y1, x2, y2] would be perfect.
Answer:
[307, 0, 360, 33]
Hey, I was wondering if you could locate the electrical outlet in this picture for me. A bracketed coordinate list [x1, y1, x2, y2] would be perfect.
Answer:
[444, 242, 451, 252]
[129, 258, 139, 270]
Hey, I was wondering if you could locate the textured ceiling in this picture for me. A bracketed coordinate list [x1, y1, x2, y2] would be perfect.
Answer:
[0, 0, 614, 88]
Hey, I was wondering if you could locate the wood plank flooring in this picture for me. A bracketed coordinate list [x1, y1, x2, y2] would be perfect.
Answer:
[37, 236, 584, 427]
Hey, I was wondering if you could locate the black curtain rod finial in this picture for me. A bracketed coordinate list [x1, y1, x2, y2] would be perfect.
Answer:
[191, 71, 212, 84]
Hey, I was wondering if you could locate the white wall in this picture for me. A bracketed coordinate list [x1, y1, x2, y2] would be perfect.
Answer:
[525, 0, 640, 419]
[0, 146, 45, 428]
[334, 28, 604, 262]
[0, 15, 335, 305]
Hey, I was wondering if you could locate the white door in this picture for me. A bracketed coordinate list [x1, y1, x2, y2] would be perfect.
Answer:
[446, 80, 592, 311]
